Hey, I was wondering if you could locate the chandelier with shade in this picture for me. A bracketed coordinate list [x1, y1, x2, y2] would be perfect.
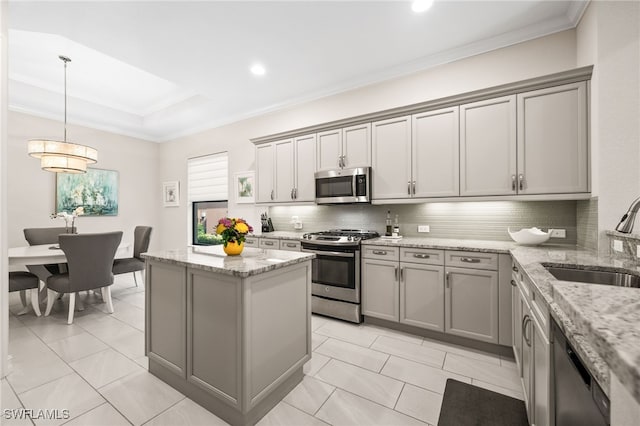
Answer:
[27, 55, 98, 173]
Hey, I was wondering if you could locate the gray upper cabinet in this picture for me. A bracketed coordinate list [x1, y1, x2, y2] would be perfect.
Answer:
[412, 107, 460, 198]
[294, 134, 316, 202]
[372, 115, 412, 200]
[317, 124, 371, 171]
[460, 95, 517, 196]
[256, 134, 316, 204]
[274, 139, 295, 202]
[517, 81, 588, 194]
[256, 143, 275, 203]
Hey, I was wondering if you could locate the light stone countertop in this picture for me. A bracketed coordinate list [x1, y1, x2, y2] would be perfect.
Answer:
[249, 231, 305, 240]
[142, 245, 314, 278]
[510, 246, 640, 402]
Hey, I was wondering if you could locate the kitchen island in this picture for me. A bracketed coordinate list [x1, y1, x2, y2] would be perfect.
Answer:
[141, 245, 314, 426]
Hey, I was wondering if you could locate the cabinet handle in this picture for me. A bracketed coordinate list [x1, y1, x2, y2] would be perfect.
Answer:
[294, 188, 298, 199]
[519, 174, 525, 191]
[342, 155, 347, 167]
[263, 241, 275, 246]
[511, 174, 516, 191]
[395, 267, 399, 281]
[413, 181, 416, 195]
[400, 267, 404, 282]
[413, 253, 430, 259]
[522, 315, 532, 347]
[372, 250, 387, 255]
[407, 181, 412, 195]
[511, 279, 516, 287]
[286, 243, 296, 248]
[512, 265, 519, 272]
[270, 189, 274, 200]
[291, 188, 295, 199]
[460, 257, 481, 263]
[446, 271, 450, 288]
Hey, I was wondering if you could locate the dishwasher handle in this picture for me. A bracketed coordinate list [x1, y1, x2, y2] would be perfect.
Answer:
[567, 346, 592, 388]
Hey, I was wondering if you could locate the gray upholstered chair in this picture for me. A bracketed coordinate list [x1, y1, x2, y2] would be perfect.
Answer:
[112, 226, 152, 287]
[45, 231, 123, 324]
[9, 271, 41, 316]
[23, 226, 76, 277]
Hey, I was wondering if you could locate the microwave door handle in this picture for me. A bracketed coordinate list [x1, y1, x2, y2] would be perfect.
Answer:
[352, 175, 357, 198]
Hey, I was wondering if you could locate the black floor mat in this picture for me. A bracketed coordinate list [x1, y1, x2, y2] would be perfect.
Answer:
[438, 379, 529, 426]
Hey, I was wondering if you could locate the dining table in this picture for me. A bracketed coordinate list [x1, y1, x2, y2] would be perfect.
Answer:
[8, 242, 131, 267]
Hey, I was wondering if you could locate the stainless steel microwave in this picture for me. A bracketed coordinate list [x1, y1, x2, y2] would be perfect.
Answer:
[315, 167, 371, 204]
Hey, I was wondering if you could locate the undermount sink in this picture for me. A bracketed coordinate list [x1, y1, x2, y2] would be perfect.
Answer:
[545, 266, 640, 288]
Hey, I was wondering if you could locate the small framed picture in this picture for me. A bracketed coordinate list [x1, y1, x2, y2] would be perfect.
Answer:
[234, 171, 255, 204]
[163, 181, 180, 207]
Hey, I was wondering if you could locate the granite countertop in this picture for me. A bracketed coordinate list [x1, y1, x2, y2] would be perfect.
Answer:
[250, 231, 305, 240]
[142, 246, 314, 278]
[362, 236, 517, 253]
[510, 246, 640, 402]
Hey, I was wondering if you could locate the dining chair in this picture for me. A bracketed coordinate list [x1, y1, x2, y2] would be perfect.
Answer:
[9, 271, 41, 316]
[45, 231, 123, 324]
[112, 226, 152, 287]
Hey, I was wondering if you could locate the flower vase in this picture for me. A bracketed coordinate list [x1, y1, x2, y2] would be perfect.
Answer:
[223, 241, 244, 256]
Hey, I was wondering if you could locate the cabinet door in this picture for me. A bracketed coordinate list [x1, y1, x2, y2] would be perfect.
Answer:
[412, 107, 460, 197]
[521, 292, 533, 416]
[400, 263, 444, 331]
[342, 123, 371, 169]
[316, 129, 342, 171]
[362, 258, 399, 322]
[274, 139, 295, 202]
[256, 143, 274, 203]
[371, 115, 412, 200]
[460, 95, 517, 196]
[532, 314, 550, 426]
[294, 134, 316, 201]
[445, 267, 499, 343]
[512, 277, 523, 374]
[517, 82, 588, 194]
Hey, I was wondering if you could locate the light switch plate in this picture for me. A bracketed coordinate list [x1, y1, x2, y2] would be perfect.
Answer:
[418, 225, 430, 233]
[550, 229, 566, 238]
[613, 240, 623, 252]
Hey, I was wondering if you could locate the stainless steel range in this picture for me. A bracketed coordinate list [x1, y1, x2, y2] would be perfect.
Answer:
[301, 229, 379, 323]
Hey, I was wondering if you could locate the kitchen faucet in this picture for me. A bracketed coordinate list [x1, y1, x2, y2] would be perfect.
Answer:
[615, 196, 640, 233]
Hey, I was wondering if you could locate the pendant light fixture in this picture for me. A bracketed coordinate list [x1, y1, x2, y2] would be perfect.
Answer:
[27, 55, 98, 173]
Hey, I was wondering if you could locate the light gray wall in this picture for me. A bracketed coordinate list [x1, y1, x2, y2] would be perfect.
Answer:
[576, 2, 640, 253]
[159, 30, 578, 249]
[7, 111, 160, 253]
[268, 201, 578, 244]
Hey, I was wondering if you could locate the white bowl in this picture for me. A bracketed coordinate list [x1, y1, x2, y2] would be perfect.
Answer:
[508, 227, 551, 245]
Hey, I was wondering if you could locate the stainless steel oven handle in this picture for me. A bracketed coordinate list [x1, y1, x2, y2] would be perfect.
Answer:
[301, 249, 355, 258]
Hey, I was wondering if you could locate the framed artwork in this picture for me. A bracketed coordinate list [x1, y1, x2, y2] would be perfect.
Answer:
[163, 181, 180, 207]
[234, 171, 255, 204]
[56, 168, 119, 216]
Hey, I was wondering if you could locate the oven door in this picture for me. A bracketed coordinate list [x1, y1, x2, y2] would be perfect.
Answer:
[302, 245, 360, 304]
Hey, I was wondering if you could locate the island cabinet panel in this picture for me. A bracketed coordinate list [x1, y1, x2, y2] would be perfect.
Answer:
[248, 267, 310, 403]
[146, 260, 187, 377]
[187, 269, 241, 406]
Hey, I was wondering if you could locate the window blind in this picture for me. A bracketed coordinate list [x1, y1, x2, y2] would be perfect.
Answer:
[187, 152, 228, 202]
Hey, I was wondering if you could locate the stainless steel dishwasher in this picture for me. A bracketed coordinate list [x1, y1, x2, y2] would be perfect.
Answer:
[552, 318, 610, 426]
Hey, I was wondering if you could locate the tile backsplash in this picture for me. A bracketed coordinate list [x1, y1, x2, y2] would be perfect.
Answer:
[267, 200, 578, 244]
[576, 197, 598, 250]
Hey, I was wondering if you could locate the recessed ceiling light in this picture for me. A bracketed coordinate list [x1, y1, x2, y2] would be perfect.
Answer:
[250, 63, 266, 76]
[412, 0, 434, 13]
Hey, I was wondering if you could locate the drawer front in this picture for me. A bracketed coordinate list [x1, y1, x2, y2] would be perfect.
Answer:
[362, 245, 400, 261]
[400, 247, 444, 266]
[244, 237, 259, 247]
[279, 240, 301, 252]
[259, 238, 279, 249]
[445, 251, 498, 271]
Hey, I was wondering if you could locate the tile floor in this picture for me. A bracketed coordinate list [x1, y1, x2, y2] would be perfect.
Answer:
[2, 275, 523, 426]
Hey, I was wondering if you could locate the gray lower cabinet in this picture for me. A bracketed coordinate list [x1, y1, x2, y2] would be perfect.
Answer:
[146, 260, 187, 377]
[445, 266, 499, 344]
[362, 258, 399, 322]
[400, 262, 445, 331]
[532, 313, 551, 426]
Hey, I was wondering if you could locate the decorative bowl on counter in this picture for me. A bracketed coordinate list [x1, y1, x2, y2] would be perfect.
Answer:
[508, 227, 551, 245]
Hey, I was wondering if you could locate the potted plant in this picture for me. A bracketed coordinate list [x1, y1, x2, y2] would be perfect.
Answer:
[215, 217, 253, 255]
